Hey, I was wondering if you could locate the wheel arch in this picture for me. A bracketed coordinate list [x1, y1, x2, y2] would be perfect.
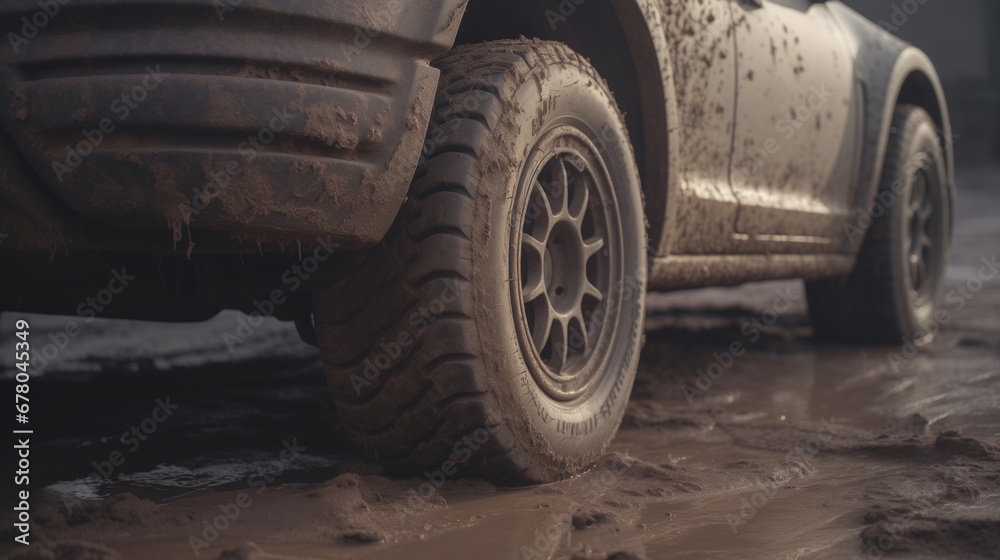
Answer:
[453, 0, 678, 257]
[827, 3, 956, 252]
[859, 50, 956, 249]
[888, 59, 957, 231]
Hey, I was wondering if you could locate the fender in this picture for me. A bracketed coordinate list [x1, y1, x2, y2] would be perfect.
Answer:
[826, 2, 955, 253]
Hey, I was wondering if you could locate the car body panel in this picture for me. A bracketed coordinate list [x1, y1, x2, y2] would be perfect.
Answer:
[728, 0, 862, 252]
[0, 0, 954, 300]
[0, 0, 466, 252]
[604, 0, 952, 266]
[651, 0, 742, 255]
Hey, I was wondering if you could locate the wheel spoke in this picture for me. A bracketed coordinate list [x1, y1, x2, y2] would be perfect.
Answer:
[570, 311, 589, 356]
[583, 280, 604, 302]
[919, 195, 934, 221]
[531, 296, 553, 351]
[522, 233, 547, 261]
[522, 271, 546, 305]
[569, 175, 589, 225]
[529, 180, 555, 238]
[550, 157, 570, 218]
[548, 315, 570, 372]
[521, 230, 547, 304]
[919, 233, 934, 253]
[583, 236, 605, 261]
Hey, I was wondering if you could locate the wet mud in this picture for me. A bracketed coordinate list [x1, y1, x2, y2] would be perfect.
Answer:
[1, 167, 998, 559]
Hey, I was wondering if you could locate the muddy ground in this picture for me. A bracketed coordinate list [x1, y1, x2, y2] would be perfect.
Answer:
[2, 166, 998, 560]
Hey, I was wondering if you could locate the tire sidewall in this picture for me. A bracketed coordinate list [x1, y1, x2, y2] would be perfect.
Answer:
[469, 55, 647, 475]
[890, 112, 951, 337]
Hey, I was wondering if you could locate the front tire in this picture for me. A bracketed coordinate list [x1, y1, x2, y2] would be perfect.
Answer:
[313, 41, 647, 484]
[807, 105, 951, 343]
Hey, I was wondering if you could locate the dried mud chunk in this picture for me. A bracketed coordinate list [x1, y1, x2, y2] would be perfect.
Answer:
[934, 431, 1000, 461]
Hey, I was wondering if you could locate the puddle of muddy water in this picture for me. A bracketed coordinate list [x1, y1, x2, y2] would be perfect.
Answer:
[1, 169, 998, 559]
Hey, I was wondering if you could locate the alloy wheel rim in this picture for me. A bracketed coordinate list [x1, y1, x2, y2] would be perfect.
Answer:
[512, 127, 623, 402]
[905, 165, 942, 306]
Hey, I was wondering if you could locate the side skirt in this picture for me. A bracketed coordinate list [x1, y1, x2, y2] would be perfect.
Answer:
[648, 254, 856, 291]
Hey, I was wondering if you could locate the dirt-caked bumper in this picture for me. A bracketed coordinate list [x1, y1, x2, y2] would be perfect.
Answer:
[0, 0, 466, 251]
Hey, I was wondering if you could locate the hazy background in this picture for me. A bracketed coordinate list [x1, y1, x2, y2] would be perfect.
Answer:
[842, 0, 1000, 165]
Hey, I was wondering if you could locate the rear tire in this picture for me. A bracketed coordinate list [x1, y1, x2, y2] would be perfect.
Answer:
[312, 40, 647, 484]
[807, 105, 951, 343]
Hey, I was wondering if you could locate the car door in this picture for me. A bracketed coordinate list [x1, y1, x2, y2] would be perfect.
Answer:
[661, 0, 742, 254]
[728, 0, 863, 252]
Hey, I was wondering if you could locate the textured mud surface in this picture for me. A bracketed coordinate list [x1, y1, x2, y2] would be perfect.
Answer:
[1, 167, 998, 559]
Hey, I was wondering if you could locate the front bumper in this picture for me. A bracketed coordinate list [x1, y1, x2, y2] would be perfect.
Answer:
[0, 0, 465, 253]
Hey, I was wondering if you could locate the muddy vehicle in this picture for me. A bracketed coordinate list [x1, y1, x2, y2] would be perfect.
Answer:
[1, 0, 954, 483]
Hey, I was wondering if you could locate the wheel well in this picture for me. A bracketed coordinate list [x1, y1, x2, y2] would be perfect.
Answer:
[895, 70, 950, 164]
[894, 68, 957, 234]
[454, 0, 668, 250]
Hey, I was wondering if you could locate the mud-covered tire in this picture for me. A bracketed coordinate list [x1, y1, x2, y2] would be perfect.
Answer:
[312, 40, 647, 484]
[807, 105, 951, 343]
